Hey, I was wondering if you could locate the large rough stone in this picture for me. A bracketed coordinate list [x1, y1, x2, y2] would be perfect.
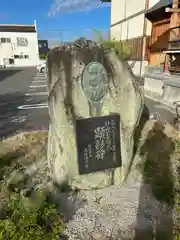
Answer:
[47, 38, 144, 189]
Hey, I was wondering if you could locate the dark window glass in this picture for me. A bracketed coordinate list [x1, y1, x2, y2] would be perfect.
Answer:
[17, 37, 28, 46]
[1, 38, 11, 43]
[1, 38, 6, 43]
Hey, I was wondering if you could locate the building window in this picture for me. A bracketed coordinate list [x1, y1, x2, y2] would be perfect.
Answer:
[0, 38, 11, 43]
[14, 55, 20, 59]
[17, 37, 28, 46]
[14, 55, 23, 59]
[14, 54, 29, 59]
[9, 59, 14, 65]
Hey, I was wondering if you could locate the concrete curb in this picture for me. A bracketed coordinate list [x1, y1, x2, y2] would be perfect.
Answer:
[144, 93, 176, 115]
[143, 88, 174, 107]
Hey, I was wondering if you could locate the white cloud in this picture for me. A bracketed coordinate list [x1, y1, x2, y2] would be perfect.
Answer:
[48, 0, 109, 16]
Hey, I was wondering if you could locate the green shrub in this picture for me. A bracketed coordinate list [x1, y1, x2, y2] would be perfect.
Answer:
[39, 53, 47, 60]
[0, 192, 64, 240]
[92, 29, 132, 60]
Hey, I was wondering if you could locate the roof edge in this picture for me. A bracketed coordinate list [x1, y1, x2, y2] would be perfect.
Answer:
[0, 24, 35, 27]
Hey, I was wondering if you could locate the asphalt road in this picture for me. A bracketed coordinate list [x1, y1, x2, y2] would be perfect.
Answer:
[0, 67, 49, 138]
[144, 97, 176, 124]
[0, 67, 176, 139]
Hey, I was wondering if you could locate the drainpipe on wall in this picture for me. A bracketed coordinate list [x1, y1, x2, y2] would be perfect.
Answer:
[120, 0, 127, 40]
[140, 0, 149, 76]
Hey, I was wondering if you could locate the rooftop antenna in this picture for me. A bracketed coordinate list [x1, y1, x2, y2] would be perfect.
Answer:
[34, 20, 37, 32]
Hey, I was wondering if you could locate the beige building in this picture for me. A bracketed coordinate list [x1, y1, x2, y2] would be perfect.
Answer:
[103, 0, 160, 75]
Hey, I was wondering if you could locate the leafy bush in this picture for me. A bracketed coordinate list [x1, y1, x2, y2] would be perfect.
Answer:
[39, 53, 47, 60]
[0, 192, 64, 240]
[92, 29, 132, 60]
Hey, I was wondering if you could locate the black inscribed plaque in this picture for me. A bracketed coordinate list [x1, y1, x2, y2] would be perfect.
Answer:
[75, 114, 121, 175]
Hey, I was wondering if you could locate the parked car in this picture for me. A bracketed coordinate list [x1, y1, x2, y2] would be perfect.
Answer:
[0, 64, 6, 69]
[37, 61, 46, 73]
[0, 58, 6, 68]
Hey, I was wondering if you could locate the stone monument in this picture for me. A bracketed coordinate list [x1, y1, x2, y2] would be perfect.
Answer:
[47, 38, 144, 189]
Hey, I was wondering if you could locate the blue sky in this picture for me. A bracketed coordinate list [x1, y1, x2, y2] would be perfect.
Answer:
[0, 0, 111, 42]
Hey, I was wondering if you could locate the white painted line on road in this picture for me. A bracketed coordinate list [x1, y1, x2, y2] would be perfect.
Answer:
[18, 103, 48, 110]
[34, 74, 46, 76]
[33, 78, 46, 81]
[33, 75, 46, 78]
[11, 116, 27, 123]
[35, 72, 45, 75]
[32, 80, 46, 83]
[30, 85, 47, 88]
[25, 92, 48, 96]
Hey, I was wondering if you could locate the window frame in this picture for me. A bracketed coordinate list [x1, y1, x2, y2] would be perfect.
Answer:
[0, 37, 11, 43]
[17, 37, 28, 47]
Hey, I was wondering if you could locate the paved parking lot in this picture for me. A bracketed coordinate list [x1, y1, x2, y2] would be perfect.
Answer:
[0, 67, 49, 138]
[0, 67, 176, 139]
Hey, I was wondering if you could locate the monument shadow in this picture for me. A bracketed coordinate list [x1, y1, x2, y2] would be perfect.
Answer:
[133, 104, 150, 156]
[0, 68, 22, 83]
[134, 121, 175, 240]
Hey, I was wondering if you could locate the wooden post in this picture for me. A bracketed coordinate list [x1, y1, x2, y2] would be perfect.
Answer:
[169, 0, 180, 37]
[164, 54, 170, 72]
[164, 0, 180, 72]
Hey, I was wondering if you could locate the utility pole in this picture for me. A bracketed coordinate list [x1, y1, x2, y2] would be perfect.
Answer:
[168, 0, 180, 40]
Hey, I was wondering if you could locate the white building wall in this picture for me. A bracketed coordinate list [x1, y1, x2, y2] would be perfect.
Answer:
[126, 14, 145, 39]
[111, 0, 126, 25]
[111, 0, 146, 40]
[0, 31, 39, 67]
[149, 0, 160, 8]
[110, 0, 159, 76]
[126, 0, 146, 18]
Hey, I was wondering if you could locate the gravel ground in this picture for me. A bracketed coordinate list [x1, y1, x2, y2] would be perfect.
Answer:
[1, 124, 178, 240]
[61, 120, 179, 240]
[63, 171, 174, 240]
